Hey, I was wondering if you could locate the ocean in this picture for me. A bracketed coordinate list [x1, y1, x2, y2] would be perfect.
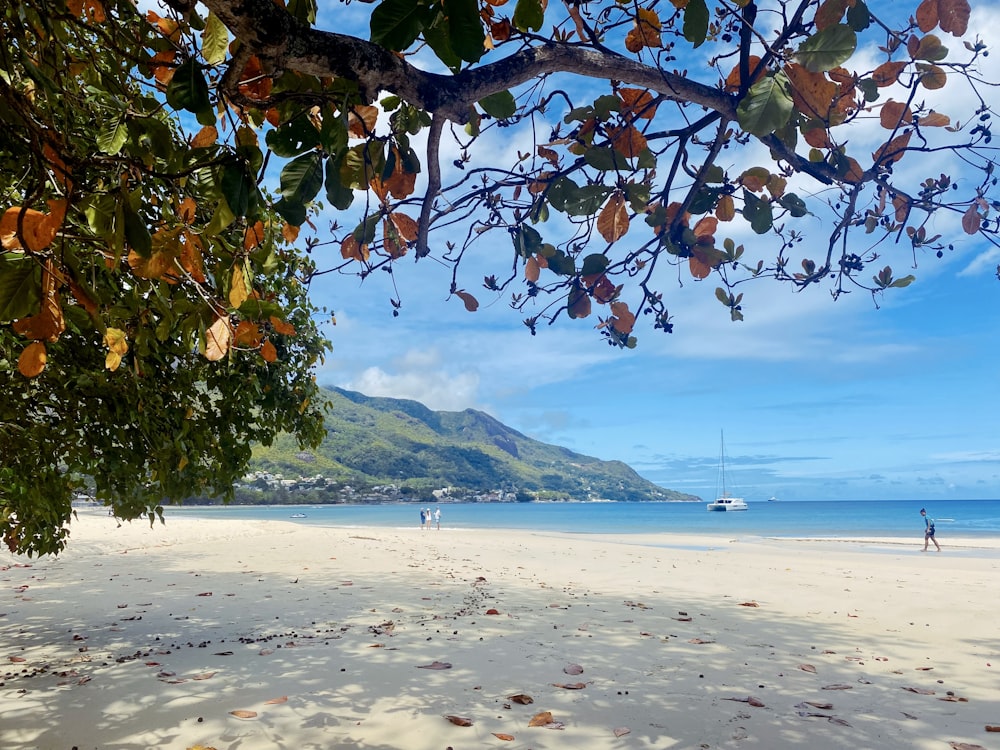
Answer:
[168, 499, 1000, 539]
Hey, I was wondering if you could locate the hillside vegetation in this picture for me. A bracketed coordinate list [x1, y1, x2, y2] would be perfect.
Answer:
[247, 388, 698, 503]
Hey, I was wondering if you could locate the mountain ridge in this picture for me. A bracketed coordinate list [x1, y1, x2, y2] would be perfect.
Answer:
[249, 387, 701, 503]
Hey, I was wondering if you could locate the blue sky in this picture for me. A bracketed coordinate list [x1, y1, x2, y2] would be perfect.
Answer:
[289, 0, 1000, 502]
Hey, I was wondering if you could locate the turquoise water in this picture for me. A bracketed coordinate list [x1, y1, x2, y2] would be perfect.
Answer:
[169, 499, 1000, 539]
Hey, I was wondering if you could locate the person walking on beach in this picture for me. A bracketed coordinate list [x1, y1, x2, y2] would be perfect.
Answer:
[434, 506, 441, 530]
[921, 508, 941, 551]
[419, 507, 427, 530]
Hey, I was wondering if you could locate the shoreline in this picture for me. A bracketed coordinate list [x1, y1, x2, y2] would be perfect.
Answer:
[4, 513, 999, 749]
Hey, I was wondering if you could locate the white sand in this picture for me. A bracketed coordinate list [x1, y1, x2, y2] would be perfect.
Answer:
[2, 510, 999, 750]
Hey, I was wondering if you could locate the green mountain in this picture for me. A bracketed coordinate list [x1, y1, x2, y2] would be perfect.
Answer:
[248, 387, 699, 503]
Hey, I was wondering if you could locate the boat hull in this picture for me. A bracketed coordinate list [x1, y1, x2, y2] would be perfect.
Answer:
[706, 499, 748, 511]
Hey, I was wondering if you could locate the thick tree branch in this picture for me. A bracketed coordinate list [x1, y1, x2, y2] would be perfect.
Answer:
[201, 0, 738, 122]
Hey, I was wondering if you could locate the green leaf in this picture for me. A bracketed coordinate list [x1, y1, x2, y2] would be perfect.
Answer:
[202, 13, 229, 65]
[581, 253, 609, 276]
[0, 253, 42, 322]
[777, 193, 808, 217]
[370, 0, 426, 52]
[97, 117, 128, 155]
[325, 154, 355, 210]
[287, 0, 317, 24]
[122, 203, 152, 257]
[890, 274, 916, 288]
[795, 24, 858, 73]
[447, 0, 486, 62]
[479, 91, 517, 119]
[220, 160, 252, 217]
[513, 225, 543, 257]
[846, 0, 871, 31]
[546, 249, 576, 276]
[683, 0, 709, 48]
[266, 116, 321, 157]
[278, 152, 325, 204]
[742, 190, 773, 234]
[166, 57, 212, 121]
[513, 0, 544, 32]
[583, 146, 629, 171]
[422, 17, 462, 71]
[736, 72, 793, 137]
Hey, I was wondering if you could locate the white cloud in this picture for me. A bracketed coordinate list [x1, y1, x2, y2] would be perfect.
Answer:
[345, 361, 481, 412]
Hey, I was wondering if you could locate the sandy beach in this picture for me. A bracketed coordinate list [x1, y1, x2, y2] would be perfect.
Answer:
[2, 510, 999, 750]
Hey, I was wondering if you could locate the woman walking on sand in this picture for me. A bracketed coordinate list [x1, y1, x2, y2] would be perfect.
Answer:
[920, 508, 941, 552]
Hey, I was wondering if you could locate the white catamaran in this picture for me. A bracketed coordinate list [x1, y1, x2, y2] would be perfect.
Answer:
[706, 431, 748, 512]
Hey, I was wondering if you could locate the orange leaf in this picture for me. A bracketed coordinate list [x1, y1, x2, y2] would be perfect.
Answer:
[938, 0, 970, 36]
[340, 235, 369, 262]
[445, 715, 473, 727]
[180, 230, 206, 283]
[962, 203, 981, 234]
[0, 201, 66, 253]
[916, 0, 939, 32]
[18, 341, 47, 378]
[347, 105, 379, 138]
[390, 212, 419, 243]
[689, 255, 712, 280]
[229, 710, 257, 719]
[872, 131, 912, 165]
[384, 148, 417, 199]
[724, 56, 763, 93]
[149, 49, 176, 86]
[610, 124, 647, 159]
[880, 100, 912, 130]
[841, 156, 864, 184]
[525, 256, 540, 283]
[264, 696, 288, 705]
[454, 290, 479, 312]
[893, 194, 910, 223]
[528, 711, 554, 727]
[920, 65, 947, 90]
[814, 0, 848, 30]
[204, 316, 232, 361]
[260, 339, 277, 363]
[243, 221, 265, 251]
[693, 215, 718, 239]
[492, 733, 515, 741]
[610, 300, 635, 335]
[178, 196, 197, 224]
[919, 111, 950, 127]
[229, 266, 249, 309]
[597, 194, 629, 243]
[269, 316, 296, 336]
[191, 126, 218, 148]
[234, 320, 262, 347]
[238, 56, 271, 102]
[633, 8, 662, 48]
[619, 88, 657, 120]
[282, 223, 300, 243]
[552, 682, 586, 689]
[784, 64, 838, 120]
[716, 194, 736, 222]
[871, 61, 907, 87]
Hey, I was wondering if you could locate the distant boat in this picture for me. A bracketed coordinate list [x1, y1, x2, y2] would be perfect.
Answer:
[707, 431, 748, 512]
[289, 513, 307, 518]
[768, 496, 778, 502]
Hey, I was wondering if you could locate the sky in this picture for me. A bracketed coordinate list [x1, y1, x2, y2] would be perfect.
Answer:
[283, 0, 999, 502]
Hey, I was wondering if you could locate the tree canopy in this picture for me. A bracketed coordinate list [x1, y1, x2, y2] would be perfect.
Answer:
[2, 0, 997, 554]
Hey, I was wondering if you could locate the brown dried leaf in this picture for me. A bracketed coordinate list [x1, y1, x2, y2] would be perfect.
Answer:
[454, 290, 479, 312]
[949, 744, 987, 750]
[445, 715, 473, 727]
[509, 693, 534, 704]
[417, 661, 452, 670]
[872, 61, 908, 87]
[18, 341, 47, 378]
[192, 671, 216, 680]
[798, 664, 817, 673]
[528, 711, 554, 727]
[822, 684, 853, 690]
[688, 638, 714, 644]
[264, 696, 288, 704]
[190, 125, 218, 149]
[492, 733, 515, 741]
[597, 193, 629, 243]
[229, 710, 257, 719]
[552, 682, 586, 690]
[938, 695, 968, 702]
[962, 204, 981, 235]
[739, 601, 759, 608]
[800, 701, 833, 710]
[613, 727, 631, 737]
[902, 686, 935, 695]
[880, 100, 912, 130]
[938, 0, 971, 36]
[919, 111, 951, 127]
[563, 664, 584, 675]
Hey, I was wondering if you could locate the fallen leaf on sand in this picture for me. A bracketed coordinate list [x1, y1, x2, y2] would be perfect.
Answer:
[673, 616, 693, 622]
[417, 661, 452, 670]
[485, 608, 501, 615]
[688, 638, 714, 644]
[739, 601, 759, 607]
[229, 710, 257, 719]
[264, 696, 288, 704]
[902, 686, 935, 695]
[797, 701, 833, 710]
[492, 733, 515, 741]
[192, 672, 216, 681]
[822, 684, 853, 690]
[986, 725, 1000, 732]
[950, 744, 987, 750]
[798, 664, 817, 673]
[445, 715, 473, 726]
[938, 696, 968, 702]
[529, 711, 554, 727]
[197, 592, 213, 597]
[187, 745, 219, 750]
[509, 694, 534, 704]
[552, 682, 586, 690]
[564, 664, 584, 675]
[8, 656, 26, 663]
[723, 696, 765, 707]
[915, 666, 934, 671]
[213, 651, 234, 656]
[259, 649, 273, 656]
[614, 727, 631, 737]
